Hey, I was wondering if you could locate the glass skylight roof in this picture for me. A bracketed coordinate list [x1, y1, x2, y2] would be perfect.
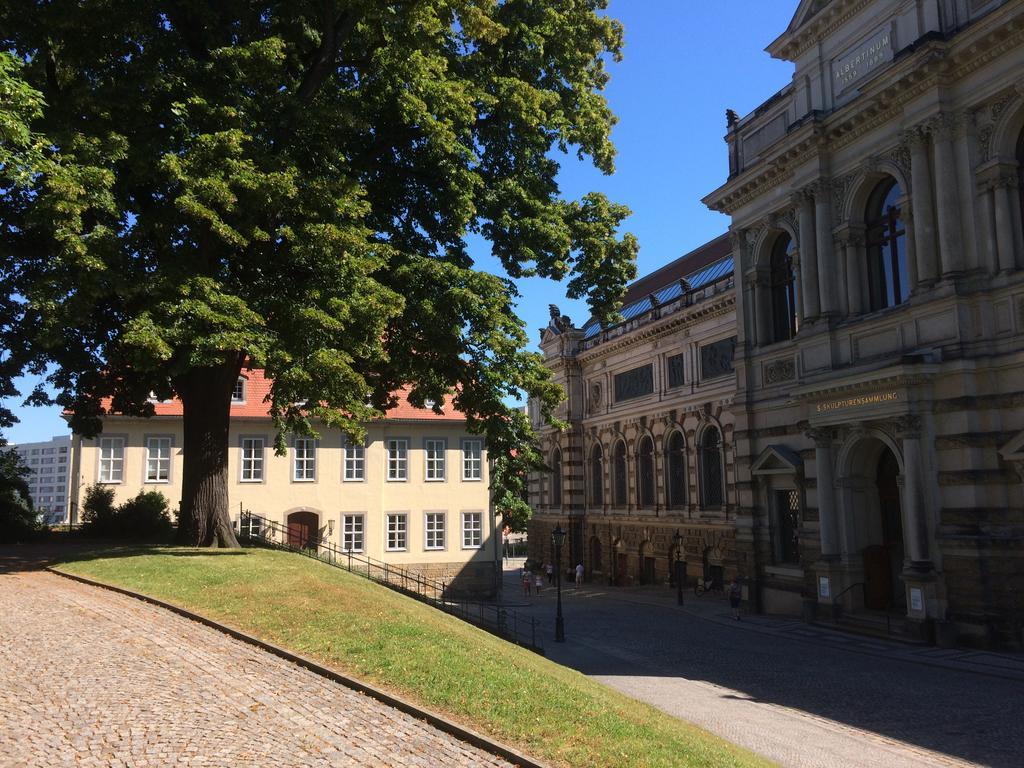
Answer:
[582, 255, 733, 340]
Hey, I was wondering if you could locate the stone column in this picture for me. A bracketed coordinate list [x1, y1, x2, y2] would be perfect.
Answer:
[797, 191, 821, 320]
[930, 116, 965, 276]
[993, 175, 1020, 272]
[977, 181, 1000, 274]
[731, 229, 753, 348]
[841, 230, 865, 316]
[895, 415, 931, 569]
[754, 271, 772, 345]
[813, 181, 837, 316]
[806, 428, 839, 559]
[907, 128, 938, 285]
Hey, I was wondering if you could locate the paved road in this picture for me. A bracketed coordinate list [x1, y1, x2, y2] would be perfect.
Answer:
[0, 570, 514, 768]
[506, 564, 1024, 768]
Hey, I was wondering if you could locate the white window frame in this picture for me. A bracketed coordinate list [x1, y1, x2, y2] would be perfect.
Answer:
[461, 511, 483, 549]
[232, 376, 247, 403]
[461, 439, 483, 481]
[424, 511, 446, 551]
[386, 513, 408, 551]
[292, 437, 317, 482]
[98, 436, 125, 484]
[240, 436, 266, 483]
[424, 438, 446, 482]
[343, 438, 365, 482]
[386, 438, 408, 482]
[144, 435, 173, 484]
[341, 514, 365, 553]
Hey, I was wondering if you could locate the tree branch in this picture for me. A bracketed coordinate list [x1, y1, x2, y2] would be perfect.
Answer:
[296, 9, 361, 103]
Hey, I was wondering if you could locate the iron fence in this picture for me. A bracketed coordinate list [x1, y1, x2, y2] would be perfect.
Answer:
[237, 511, 543, 653]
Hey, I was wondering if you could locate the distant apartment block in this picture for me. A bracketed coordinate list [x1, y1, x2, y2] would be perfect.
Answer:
[12, 435, 73, 524]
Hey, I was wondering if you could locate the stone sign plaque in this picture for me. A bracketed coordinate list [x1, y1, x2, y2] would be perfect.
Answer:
[832, 28, 893, 95]
[614, 365, 654, 403]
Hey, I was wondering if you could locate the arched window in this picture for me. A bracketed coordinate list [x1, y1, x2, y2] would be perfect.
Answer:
[865, 179, 908, 311]
[613, 441, 627, 506]
[590, 445, 604, 506]
[770, 234, 798, 341]
[666, 431, 687, 509]
[550, 447, 562, 509]
[637, 436, 655, 508]
[698, 426, 724, 509]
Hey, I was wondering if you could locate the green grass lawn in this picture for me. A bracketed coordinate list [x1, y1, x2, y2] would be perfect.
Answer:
[55, 547, 773, 768]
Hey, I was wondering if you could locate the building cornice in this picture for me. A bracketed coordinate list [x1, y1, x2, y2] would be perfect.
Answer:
[767, 0, 874, 62]
[576, 293, 735, 365]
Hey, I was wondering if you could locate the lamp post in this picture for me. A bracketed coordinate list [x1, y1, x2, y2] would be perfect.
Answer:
[551, 524, 566, 642]
[673, 529, 684, 607]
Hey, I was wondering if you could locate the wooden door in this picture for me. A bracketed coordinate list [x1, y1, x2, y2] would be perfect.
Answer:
[287, 511, 318, 549]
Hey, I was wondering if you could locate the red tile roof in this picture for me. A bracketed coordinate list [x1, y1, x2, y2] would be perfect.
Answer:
[100, 368, 465, 422]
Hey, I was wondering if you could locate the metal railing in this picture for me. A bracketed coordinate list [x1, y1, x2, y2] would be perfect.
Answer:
[237, 511, 543, 653]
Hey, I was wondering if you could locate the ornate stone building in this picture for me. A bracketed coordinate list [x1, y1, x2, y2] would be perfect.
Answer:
[703, 0, 1024, 645]
[527, 237, 745, 591]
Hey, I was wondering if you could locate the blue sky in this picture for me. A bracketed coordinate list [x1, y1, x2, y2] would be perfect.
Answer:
[2, 0, 797, 444]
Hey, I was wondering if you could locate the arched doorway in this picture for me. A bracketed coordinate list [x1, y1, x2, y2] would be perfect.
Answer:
[840, 436, 906, 613]
[638, 541, 655, 585]
[863, 448, 905, 611]
[590, 536, 603, 576]
[287, 510, 319, 549]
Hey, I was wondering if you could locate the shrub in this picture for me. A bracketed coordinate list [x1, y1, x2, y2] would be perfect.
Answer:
[116, 490, 173, 539]
[0, 447, 40, 543]
[81, 484, 117, 535]
[81, 486, 171, 540]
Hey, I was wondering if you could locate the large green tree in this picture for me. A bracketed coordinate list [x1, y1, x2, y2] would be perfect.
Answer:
[0, 0, 638, 546]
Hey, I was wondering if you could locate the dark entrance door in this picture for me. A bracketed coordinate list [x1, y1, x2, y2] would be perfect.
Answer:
[615, 552, 628, 586]
[864, 449, 905, 611]
[287, 511, 319, 549]
[641, 557, 655, 585]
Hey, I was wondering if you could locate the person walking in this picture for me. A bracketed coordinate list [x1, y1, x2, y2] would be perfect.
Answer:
[728, 579, 742, 620]
[522, 569, 532, 597]
[575, 562, 584, 589]
[535, 572, 544, 595]
[545, 561, 554, 585]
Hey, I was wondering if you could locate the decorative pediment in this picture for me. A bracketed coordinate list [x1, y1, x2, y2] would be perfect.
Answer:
[751, 444, 804, 476]
[789, 0, 832, 32]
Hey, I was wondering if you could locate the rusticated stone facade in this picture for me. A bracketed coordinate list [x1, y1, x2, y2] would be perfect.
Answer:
[704, 0, 1024, 646]
[528, 237, 745, 593]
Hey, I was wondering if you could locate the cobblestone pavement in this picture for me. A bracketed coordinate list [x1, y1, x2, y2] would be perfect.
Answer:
[504, 563, 1024, 768]
[0, 571, 515, 768]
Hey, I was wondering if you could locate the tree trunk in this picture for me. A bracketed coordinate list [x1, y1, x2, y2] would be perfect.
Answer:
[174, 356, 244, 547]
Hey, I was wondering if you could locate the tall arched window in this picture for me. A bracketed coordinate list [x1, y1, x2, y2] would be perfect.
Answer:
[666, 431, 687, 509]
[770, 234, 798, 342]
[865, 179, 908, 311]
[613, 441, 627, 506]
[698, 426, 724, 509]
[637, 436, 655, 508]
[590, 445, 604, 506]
[550, 447, 562, 509]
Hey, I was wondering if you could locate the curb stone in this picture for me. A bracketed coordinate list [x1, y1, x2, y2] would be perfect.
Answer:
[47, 566, 549, 768]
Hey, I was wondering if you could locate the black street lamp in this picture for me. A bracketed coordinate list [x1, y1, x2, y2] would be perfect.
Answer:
[673, 529, 684, 607]
[551, 524, 566, 642]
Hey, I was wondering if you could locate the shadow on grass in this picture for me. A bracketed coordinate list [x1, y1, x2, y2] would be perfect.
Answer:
[0, 535, 250, 574]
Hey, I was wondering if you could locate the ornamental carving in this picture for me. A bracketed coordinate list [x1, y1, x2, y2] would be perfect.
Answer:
[831, 172, 858, 220]
[764, 357, 796, 385]
[589, 382, 603, 414]
[700, 337, 737, 380]
[894, 414, 922, 439]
